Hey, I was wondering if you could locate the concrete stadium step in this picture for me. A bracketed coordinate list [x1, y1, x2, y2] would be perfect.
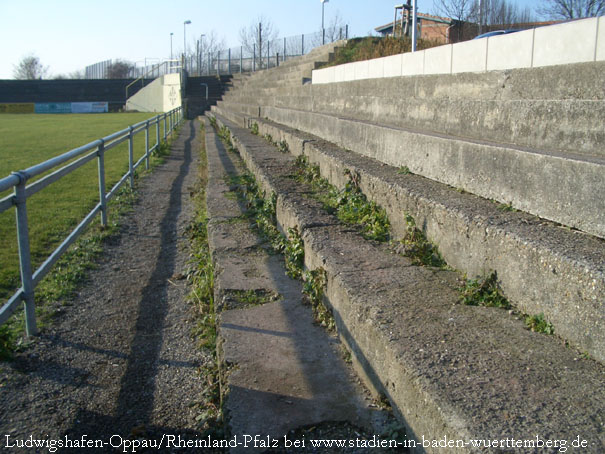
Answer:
[211, 101, 605, 240]
[218, 61, 605, 159]
[247, 115, 605, 364]
[209, 112, 605, 453]
[203, 118, 391, 451]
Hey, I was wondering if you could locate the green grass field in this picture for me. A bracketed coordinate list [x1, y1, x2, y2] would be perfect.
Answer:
[0, 113, 159, 302]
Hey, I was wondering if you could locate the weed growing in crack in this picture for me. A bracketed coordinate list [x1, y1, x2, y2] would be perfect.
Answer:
[497, 202, 517, 212]
[277, 140, 289, 153]
[223, 289, 281, 309]
[185, 121, 225, 436]
[302, 268, 335, 331]
[285, 227, 304, 280]
[250, 122, 259, 136]
[524, 313, 555, 335]
[396, 214, 447, 268]
[294, 156, 390, 242]
[459, 271, 510, 309]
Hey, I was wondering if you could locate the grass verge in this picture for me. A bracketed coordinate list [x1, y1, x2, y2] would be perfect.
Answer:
[0, 125, 177, 361]
[185, 122, 225, 437]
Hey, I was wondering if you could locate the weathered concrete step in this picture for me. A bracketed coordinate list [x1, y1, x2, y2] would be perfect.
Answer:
[212, 99, 605, 238]
[217, 93, 605, 159]
[203, 119, 390, 453]
[210, 112, 605, 453]
[249, 116, 605, 364]
[255, 105, 605, 240]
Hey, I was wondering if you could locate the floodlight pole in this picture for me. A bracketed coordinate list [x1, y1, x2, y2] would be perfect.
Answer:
[184, 20, 191, 69]
[411, 0, 418, 52]
[321, 0, 329, 45]
[170, 32, 174, 60]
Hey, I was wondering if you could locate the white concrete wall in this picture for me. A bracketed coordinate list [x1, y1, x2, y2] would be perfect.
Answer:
[126, 73, 182, 112]
[313, 17, 605, 84]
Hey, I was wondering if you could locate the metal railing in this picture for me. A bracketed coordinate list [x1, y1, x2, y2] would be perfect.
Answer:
[187, 26, 348, 76]
[0, 107, 183, 335]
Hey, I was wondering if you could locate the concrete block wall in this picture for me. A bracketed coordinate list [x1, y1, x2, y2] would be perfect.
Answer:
[313, 17, 605, 83]
[125, 73, 181, 112]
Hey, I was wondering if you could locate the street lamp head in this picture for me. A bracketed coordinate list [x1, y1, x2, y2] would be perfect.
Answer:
[184, 20, 191, 25]
[321, 0, 329, 3]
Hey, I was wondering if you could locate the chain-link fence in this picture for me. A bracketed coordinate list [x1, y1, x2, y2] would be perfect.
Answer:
[85, 60, 181, 80]
[185, 25, 348, 76]
[85, 25, 348, 79]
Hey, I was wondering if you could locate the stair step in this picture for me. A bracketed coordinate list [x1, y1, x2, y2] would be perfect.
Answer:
[209, 112, 605, 453]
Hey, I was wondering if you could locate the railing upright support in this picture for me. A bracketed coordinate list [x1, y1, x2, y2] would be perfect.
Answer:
[97, 141, 108, 226]
[13, 172, 37, 336]
[128, 126, 135, 189]
[163, 114, 167, 140]
[145, 121, 150, 170]
[156, 117, 161, 152]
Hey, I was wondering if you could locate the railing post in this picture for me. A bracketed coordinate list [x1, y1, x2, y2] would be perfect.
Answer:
[97, 141, 108, 226]
[128, 126, 135, 189]
[228, 48, 231, 74]
[253, 44, 256, 72]
[284, 37, 287, 61]
[155, 117, 161, 153]
[301, 34, 305, 56]
[145, 121, 150, 170]
[12, 172, 37, 336]
[163, 114, 167, 141]
[240, 47, 243, 73]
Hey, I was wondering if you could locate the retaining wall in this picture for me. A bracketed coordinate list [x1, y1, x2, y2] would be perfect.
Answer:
[313, 16, 605, 84]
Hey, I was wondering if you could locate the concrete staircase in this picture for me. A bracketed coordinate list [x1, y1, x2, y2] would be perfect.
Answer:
[183, 75, 232, 118]
[207, 43, 605, 452]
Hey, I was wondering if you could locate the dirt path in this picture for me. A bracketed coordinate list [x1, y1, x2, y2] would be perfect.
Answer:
[0, 119, 206, 452]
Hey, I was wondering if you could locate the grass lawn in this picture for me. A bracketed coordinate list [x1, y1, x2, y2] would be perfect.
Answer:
[0, 112, 159, 302]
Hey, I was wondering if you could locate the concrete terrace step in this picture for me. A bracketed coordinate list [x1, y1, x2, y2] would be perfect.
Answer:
[218, 93, 605, 159]
[212, 101, 605, 240]
[217, 60, 605, 159]
[249, 116, 605, 364]
[211, 102, 605, 363]
[203, 118, 391, 452]
[209, 112, 605, 453]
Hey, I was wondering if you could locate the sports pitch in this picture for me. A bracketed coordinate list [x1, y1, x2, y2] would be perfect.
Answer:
[0, 112, 158, 301]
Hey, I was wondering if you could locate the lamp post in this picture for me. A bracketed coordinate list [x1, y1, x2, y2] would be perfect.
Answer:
[170, 32, 174, 60]
[184, 20, 191, 69]
[411, 0, 417, 52]
[198, 34, 205, 75]
[321, 0, 329, 45]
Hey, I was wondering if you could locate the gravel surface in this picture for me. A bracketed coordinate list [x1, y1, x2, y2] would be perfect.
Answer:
[0, 120, 207, 453]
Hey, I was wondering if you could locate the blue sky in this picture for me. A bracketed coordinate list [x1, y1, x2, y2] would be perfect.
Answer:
[0, 0, 545, 79]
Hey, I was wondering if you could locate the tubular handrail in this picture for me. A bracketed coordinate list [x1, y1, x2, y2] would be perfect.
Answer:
[0, 107, 183, 335]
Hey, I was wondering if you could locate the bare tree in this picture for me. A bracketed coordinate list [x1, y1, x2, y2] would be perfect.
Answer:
[13, 54, 48, 80]
[106, 60, 133, 79]
[53, 70, 85, 80]
[191, 30, 226, 75]
[538, 0, 605, 19]
[434, 0, 476, 22]
[320, 11, 348, 44]
[239, 16, 279, 68]
[470, 0, 534, 26]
